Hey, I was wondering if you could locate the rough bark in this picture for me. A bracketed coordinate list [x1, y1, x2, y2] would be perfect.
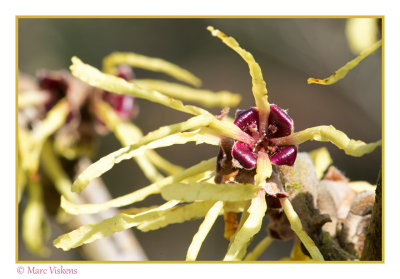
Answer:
[361, 171, 382, 261]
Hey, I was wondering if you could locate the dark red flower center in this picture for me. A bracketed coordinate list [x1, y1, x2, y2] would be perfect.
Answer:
[231, 105, 297, 169]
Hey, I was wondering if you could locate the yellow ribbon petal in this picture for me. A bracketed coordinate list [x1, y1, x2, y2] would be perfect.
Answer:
[138, 201, 216, 232]
[244, 235, 273, 261]
[63, 158, 217, 214]
[254, 150, 272, 186]
[71, 56, 254, 145]
[161, 182, 259, 202]
[223, 189, 267, 261]
[103, 52, 202, 87]
[271, 125, 381, 157]
[307, 40, 381, 85]
[348, 181, 376, 192]
[280, 198, 324, 261]
[54, 201, 179, 251]
[22, 178, 50, 256]
[135, 79, 241, 107]
[18, 99, 69, 173]
[71, 115, 214, 193]
[186, 201, 224, 261]
[308, 147, 333, 179]
[207, 26, 270, 134]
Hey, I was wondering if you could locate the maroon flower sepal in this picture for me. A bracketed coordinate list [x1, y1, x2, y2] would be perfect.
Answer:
[101, 65, 136, 120]
[38, 71, 69, 112]
[231, 104, 297, 170]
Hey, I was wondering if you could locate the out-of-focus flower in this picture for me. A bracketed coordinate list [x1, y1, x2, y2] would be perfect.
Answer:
[101, 65, 136, 121]
[18, 48, 241, 258]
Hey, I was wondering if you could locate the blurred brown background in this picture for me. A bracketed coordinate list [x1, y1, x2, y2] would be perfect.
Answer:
[18, 17, 382, 261]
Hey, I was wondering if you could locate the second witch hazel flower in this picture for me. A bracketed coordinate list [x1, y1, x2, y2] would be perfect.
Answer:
[53, 26, 381, 261]
[18, 41, 243, 258]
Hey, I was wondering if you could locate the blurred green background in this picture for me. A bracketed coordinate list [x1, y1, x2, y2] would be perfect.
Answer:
[18, 17, 382, 261]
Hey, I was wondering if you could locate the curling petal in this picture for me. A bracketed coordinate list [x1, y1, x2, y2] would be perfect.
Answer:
[270, 125, 381, 157]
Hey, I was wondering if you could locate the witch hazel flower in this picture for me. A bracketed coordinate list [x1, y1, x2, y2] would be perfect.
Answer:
[232, 105, 297, 169]
[37, 64, 137, 128]
[52, 26, 381, 262]
[216, 104, 296, 213]
[37, 70, 69, 112]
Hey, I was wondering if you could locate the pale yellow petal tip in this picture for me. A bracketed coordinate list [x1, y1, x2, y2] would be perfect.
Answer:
[346, 18, 379, 54]
[277, 125, 381, 158]
[71, 180, 85, 193]
[54, 201, 180, 251]
[308, 147, 333, 179]
[207, 26, 229, 39]
[348, 181, 376, 193]
[60, 195, 74, 213]
[307, 77, 326, 85]
[307, 39, 381, 86]
[70, 56, 81, 67]
[206, 26, 217, 35]
[53, 239, 68, 251]
[70, 56, 83, 77]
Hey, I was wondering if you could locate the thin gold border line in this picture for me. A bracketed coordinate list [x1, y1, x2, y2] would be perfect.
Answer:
[15, 16, 19, 264]
[15, 15, 385, 19]
[15, 15, 384, 264]
[381, 15, 385, 263]
[16, 260, 383, 264]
